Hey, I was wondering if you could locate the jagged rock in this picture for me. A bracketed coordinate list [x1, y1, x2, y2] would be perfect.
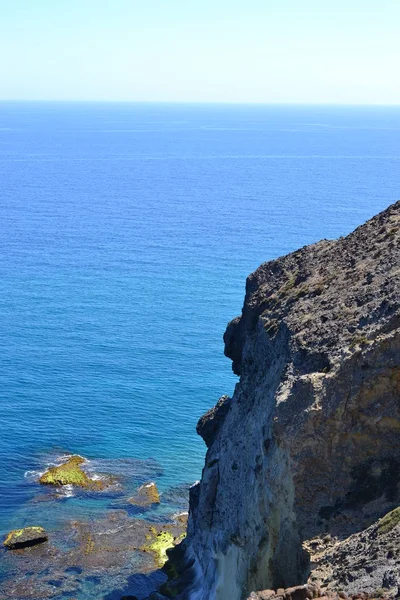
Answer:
[128, 481, 160, 506]
[178, 201, 400, 600]
[248, 586, 395, 600]
[196, 395, 231, 448]
[248, 584, 321, 600]
[307, 507, 400, 597]
[3, 526, 48, 549]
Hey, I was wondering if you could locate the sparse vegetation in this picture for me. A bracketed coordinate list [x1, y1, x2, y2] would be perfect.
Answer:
[378, 507, 400, 535]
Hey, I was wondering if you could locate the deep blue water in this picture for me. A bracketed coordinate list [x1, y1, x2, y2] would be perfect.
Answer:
[0, 102, 399, 539]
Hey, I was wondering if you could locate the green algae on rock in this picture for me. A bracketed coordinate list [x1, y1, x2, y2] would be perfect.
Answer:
[145, 528, 175, 567]
[142, 525, 186, 568]
[39, 455, 105, 490]
[128, 481, 161, 506]
[4, 526, 48, 550]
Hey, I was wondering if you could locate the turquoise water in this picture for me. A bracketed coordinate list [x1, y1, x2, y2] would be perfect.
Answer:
[0, 103, 400, 540]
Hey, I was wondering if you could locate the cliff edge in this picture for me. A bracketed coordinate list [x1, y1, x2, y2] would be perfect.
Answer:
[174, 201, 400, 600]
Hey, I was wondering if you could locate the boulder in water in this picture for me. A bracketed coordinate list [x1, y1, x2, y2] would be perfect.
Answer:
[39, 455, 105, 490]
[4, 526, 48, 550]
[128, 481, 160, 506]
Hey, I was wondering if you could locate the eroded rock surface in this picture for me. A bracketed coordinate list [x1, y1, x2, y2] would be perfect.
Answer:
[307, 507, 400, 597]
[251, 508, 400, 600]
[179, 202, 400, 600]
[196, 395, 231, 448]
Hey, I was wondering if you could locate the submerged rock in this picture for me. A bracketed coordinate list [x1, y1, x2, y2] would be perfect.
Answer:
[39, 455, 106, 490]
[161, 482, 191, 509]
[0, 511, 186, 598]
[128, 481, 161, 506]
[3, 526, 48, 549]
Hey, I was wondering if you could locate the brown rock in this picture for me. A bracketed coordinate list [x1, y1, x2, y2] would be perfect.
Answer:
[256, 591, 277, 600]
[175, 512, 188, 526]
[128, 482, 160, 506]
[284, 584, 313, 600]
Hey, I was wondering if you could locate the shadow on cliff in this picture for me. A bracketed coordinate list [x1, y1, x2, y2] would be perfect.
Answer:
[102, 568, 166, 600]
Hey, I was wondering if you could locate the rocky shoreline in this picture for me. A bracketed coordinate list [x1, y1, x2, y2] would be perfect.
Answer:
[2, 202, 399, 600]
[1, 454, 189, 599]
[1, 511, 187, 599]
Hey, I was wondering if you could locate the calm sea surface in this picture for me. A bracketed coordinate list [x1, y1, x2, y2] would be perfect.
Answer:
[0, 102, 399, 538]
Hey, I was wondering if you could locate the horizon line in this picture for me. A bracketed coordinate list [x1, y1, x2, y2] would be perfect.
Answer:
[0, 99, 400, 108]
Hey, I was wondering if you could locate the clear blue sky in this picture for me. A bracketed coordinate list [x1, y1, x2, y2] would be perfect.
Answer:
[0, 0, 399, 103]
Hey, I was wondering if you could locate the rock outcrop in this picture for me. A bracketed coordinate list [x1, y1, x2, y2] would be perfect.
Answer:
[177, 201, 400, 600]
[306, 507, 400, 597]
[3, 527, 48, 550]
[247, 583, 394, 600]
[39, 455, 107, 490]
[196, 395, 232, 448]
[128, 481, 161, 506]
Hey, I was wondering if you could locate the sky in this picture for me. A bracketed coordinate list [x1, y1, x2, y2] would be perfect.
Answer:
[0, 0, 399, 104]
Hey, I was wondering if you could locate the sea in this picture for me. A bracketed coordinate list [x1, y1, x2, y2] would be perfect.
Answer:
[0, 102, 399, 597]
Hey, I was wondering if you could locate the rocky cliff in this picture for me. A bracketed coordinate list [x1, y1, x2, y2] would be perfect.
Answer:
[174, 201, 400, 600]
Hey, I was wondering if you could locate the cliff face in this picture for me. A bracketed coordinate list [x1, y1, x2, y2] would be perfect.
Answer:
[182, 201, 400, 600]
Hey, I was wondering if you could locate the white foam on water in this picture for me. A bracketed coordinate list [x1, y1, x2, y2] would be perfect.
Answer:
[24, 469, 44, 482]
[55, 454, 88, 464]
[58, 484, 74, 498]
[172, 511, 189, 523]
